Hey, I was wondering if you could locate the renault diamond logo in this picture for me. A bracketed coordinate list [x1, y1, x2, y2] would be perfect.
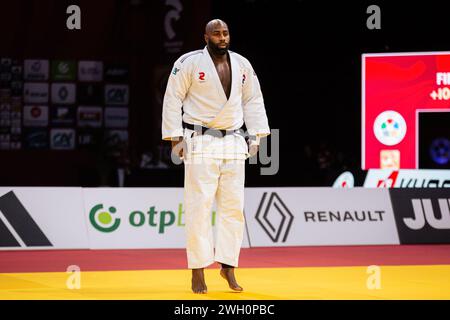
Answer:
[255, 192, 294, 242]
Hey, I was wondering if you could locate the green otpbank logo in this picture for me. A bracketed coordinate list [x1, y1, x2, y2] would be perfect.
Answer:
[89, 203, 216, 234]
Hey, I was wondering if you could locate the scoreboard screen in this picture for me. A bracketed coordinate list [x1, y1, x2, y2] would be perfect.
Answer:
[362, 52, 450, 169]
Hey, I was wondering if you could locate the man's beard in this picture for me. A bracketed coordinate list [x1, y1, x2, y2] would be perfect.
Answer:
[208, 41, 229, 56]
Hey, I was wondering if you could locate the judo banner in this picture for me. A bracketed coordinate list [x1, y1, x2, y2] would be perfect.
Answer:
[83, 188, 250, 249]
[389, 188, 450, 244]
[244, 188, 400, 246]
[362, 52, 450, 170]
[0, 188, 89, 250]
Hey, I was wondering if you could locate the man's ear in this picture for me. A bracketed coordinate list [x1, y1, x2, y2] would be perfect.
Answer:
[204, 34, 208, 44]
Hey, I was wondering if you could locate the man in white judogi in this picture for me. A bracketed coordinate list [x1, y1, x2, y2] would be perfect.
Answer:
[162, 19, 270, 294]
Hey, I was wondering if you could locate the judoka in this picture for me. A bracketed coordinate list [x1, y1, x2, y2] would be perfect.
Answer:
[161, 19, 270, 294]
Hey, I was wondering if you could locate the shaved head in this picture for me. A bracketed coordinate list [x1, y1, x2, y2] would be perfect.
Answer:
[204, 19, 230, 56]
[205, 19, 228, 35]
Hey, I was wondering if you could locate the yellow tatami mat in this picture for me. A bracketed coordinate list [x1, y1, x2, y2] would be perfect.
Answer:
[1, 265, 450, 300]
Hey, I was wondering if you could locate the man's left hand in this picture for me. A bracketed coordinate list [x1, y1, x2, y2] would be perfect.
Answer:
[248, 143, 259, 158]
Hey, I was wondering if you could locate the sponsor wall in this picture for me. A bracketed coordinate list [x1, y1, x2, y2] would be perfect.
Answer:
[83, 188, 250, 249]
[245, 188, 400, 246]
[331, 169, 450, 188]
[0, 58, 130, 152]
[389, 188, 450, 244]
[0, 187, 449, 250]
[364, 169, 450, 188]
[0, 188, 89, 250]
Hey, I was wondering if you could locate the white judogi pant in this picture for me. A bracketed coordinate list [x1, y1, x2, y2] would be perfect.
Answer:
[184, 156, 246, 269]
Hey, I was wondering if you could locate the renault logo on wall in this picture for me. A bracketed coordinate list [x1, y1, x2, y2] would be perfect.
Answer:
[0, 191, 52, 247]
[255, 192, 294, 242]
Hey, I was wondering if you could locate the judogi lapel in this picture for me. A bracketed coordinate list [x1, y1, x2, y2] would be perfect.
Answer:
[205, 48, 243, 130]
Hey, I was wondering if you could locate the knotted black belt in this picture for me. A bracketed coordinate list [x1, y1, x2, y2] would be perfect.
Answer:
[182, 121, 242, 137]
[182, 121, 256, 142]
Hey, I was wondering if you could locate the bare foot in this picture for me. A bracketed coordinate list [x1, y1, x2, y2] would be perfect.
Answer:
[220, 267, 243, 292]
[191, 268, 207, 294]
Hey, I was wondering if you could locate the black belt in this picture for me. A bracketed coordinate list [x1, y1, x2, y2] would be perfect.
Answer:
[182, 121, 256, 142]
[182, 121, 243, 138]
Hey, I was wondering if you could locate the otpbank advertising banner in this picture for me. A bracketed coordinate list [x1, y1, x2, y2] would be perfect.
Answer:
[362, 52, 450, 170]
[83, 188, 250, 249]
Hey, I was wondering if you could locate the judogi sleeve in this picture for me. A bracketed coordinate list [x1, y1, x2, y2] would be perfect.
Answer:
[161, 59, 192, 141]
[242, 61, 270, 144]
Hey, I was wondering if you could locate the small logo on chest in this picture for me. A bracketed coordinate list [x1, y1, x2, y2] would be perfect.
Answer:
[198, 72, 206, 81]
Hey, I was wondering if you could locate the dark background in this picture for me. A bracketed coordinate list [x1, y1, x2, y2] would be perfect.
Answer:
[1, 0, 449, 187]
[419, 112, 450, 169]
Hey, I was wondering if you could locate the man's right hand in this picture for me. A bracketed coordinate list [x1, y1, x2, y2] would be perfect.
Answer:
[171, 138, 184, 158]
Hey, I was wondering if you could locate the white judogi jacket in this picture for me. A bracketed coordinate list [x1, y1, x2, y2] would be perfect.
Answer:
[162, 46, 270, 159]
